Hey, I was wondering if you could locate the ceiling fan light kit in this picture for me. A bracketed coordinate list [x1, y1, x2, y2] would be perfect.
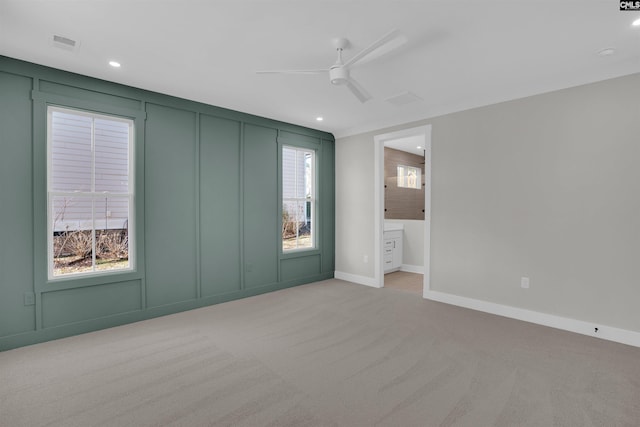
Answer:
[257, 30, 405, 103]
[330, 67, 348, 85]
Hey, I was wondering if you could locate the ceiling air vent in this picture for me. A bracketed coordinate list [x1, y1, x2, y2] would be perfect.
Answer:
[51, 34, 80, 52]
[385, 91, 422, 107]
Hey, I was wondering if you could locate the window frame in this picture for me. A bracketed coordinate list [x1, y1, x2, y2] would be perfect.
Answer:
[46, 105, 136, 281]
[281, 145, 317, 253]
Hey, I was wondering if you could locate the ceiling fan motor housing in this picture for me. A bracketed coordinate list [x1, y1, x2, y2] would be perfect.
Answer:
[330, 67, 349, 85]
[257, 30, 402, 102]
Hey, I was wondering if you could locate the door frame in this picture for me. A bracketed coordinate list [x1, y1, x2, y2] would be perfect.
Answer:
[373, 125, 432, 295]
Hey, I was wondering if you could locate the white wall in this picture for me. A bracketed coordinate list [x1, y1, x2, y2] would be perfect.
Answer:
[399, 220, 424, 270]
[335, 134, 375, 277]
[335, 72, 640, 335]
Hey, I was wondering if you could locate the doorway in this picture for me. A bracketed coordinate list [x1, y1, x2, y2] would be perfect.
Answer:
[374, 125, 431, 296]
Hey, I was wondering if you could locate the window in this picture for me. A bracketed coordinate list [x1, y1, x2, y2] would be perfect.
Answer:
[48, 106, 134, 279]
[397, 165, 421, 189]
[282, 146, 315, 251]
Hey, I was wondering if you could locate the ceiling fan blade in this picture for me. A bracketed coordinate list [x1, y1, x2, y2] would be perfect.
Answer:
[344, 29, 405, 68]
[345, 78, 371, 103]
[256, 69, 328, 74]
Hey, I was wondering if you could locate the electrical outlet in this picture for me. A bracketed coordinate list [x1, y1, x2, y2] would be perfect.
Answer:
[24, 292, 35, 306]
[363, 255, 368, 264]
[521, 277, 530, 289]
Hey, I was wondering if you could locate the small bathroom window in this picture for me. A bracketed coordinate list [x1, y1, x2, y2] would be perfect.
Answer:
[397, 165, 421, 189]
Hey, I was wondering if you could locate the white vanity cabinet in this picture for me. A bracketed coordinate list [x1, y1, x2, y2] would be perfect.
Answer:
[383, 229, 403, 273]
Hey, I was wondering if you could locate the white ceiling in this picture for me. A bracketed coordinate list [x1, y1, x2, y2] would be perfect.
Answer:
[1, 1, 639, 138]
[384, 135, 425, 156]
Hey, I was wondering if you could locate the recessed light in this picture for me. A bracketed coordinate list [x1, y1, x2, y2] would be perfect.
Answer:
[316, 117, 323, 121]
[597, 48, 616, 57]
[109, 61, 121, 68]
[633, 18, 640, 26]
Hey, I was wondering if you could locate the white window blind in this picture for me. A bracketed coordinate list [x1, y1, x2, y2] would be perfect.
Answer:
[282, 146, 315, 251]
[48, 106, 134, 279]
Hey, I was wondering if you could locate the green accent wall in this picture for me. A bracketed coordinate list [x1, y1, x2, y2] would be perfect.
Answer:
[0, 71, 36, 338]
[0, 56, 335, 351]
[243, 124, 279, 288]
[200, 115, 242, 296]
[145, 104, 199, 307]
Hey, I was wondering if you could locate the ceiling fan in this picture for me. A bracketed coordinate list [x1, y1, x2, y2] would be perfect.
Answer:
[256, 30, 406, 103]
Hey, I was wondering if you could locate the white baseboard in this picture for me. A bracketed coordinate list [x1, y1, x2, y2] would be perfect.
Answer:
[334, 271, 381, 288]
[400, 264, 424, 274]
[424, 290, 640, 348]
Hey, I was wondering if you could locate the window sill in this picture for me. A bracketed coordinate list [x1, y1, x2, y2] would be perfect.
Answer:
[280, 247, 321, 260]
[42, 268, 143, 292]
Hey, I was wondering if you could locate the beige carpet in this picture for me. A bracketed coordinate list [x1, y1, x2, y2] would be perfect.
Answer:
[1, 279, 639, 426]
